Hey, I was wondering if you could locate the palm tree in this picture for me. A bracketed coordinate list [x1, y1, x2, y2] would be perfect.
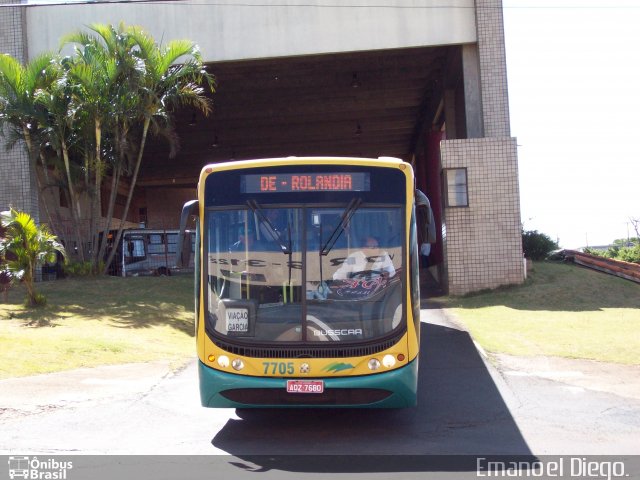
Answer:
[2, 25, 215, 276]
[0, 52, 65, 239]
[34, 59, 89, 262]
[60, 23, 213, 273]
[102, 25, 215, 274]
[0, 208, 66, 306]
[61, 29, 124, 270]
[58, 24, 145, 266]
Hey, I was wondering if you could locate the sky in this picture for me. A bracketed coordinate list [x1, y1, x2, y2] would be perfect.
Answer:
[502, 0, 640, 248]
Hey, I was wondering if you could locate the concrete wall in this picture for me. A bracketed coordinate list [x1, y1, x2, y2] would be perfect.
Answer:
[25, 0, 476, 62]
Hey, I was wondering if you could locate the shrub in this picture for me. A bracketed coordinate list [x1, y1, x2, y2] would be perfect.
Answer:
[63, 261, 97, 277]
[522, 230, 559, 261]
[616, 245, 640, 264]
[25, 292, 47, 307]
[1, 209, 66, 307]
[584, 241, 640, 264]
[583, 247, 607, 258]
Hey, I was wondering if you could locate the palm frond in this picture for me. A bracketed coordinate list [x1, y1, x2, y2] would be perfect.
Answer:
[59, 31, 97, 52]
[0, 54, 24, 97]
[88, 23, 117, 53]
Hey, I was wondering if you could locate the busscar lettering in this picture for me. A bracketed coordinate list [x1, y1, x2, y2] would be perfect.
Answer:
[313, 328, 363, 336]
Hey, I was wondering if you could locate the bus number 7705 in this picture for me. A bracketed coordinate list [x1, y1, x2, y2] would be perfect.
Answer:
[263, 362, 295, 375]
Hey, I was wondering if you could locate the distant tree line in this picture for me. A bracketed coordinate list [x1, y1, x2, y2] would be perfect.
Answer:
[0, 22, 215, 275]
[582, 217, 640, 264]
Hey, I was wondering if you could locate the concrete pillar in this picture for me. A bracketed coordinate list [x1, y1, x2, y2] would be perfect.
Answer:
[475, 0, 511, 137]
[0, 0, 39, 222]
[461, 44, 484, 138]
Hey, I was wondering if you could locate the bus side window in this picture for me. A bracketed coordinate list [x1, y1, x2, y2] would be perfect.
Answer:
[126, 238, 145, 258]
[148, 234, 164, 254]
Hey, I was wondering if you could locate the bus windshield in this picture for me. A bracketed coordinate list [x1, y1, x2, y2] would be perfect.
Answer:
[205, 203, 404, 343]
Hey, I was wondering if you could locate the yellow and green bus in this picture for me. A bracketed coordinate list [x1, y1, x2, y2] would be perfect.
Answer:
[178, 156, 433, 408]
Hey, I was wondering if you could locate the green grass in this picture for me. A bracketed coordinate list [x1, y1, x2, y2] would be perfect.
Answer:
[2, 262, 639, 380]
[436, 261, 640, 365]
[0, 275, 195, 379]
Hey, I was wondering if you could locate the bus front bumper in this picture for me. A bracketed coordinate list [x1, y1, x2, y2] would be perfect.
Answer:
[198, 359, 418, 409]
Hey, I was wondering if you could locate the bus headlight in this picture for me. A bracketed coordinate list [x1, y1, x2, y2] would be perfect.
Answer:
[217, 355, 230, 368]
[232, 359, 245, 371]
[368, 358, 381, 371]
[382, 354, 396, 368]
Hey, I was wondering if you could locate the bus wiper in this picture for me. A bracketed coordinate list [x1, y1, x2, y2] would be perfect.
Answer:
[320, 198, 362, 256]
[247, 200, 291, 254]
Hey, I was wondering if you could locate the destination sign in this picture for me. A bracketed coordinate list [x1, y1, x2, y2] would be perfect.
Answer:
[241, 172, 370, 193]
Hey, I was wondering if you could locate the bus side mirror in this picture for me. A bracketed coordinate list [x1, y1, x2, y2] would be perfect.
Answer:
[177, 200, 199, 268]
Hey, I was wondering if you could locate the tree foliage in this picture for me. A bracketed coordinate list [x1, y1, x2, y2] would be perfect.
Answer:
[522, 229, 559, 261]
[584, 232, 640, 264]
[0, 23, 215, 275]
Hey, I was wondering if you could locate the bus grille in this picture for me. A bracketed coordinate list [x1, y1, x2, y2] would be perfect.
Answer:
[220, 388, 392, 406]
[211, 332, 405, 359]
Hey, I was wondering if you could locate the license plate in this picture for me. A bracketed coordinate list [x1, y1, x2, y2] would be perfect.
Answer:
[286, 380, 324, 394]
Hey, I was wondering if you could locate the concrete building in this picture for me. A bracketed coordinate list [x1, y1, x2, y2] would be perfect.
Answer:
[0, 0, 523, 295]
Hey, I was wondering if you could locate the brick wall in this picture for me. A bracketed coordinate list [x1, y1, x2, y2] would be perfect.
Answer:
[144, 187, 197, 229]
[441, 138, 523, 295]
[0, 1, 38, 221]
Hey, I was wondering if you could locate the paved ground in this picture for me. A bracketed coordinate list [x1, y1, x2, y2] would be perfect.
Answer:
[1, 306, 639, 457]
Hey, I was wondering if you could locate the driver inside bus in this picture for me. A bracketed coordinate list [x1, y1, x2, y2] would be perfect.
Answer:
[332, 235, 396, 280]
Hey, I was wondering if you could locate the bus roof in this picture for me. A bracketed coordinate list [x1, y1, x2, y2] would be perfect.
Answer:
[198, 156, 407, 178]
